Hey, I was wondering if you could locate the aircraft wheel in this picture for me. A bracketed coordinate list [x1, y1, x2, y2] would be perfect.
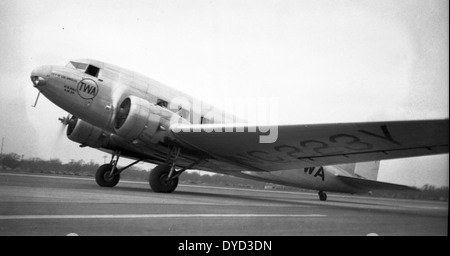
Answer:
[318, 191, 327, 201]
[95, 164, 120, 187]
[149, 164, 178, 193]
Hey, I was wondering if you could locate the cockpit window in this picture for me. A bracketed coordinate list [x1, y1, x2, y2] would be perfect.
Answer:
[66, 62, 100, 77]
[66, 61, 88, 71]
[85, 65, 100, 77]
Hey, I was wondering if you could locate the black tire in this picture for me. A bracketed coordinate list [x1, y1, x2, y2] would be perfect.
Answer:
[95, 164, 120, 187]
[318, 191, 327, 201]
[149, 164, 178, 193]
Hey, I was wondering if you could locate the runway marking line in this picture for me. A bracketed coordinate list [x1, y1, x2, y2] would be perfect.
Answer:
[0, 214, 327, 220]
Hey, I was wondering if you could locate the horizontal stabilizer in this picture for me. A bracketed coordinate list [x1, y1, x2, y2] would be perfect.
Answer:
[336, 175, 419, 192]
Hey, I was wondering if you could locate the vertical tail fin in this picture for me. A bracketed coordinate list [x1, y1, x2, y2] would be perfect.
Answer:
[335, 161, 380, 181]
[354, 161, 380, 181]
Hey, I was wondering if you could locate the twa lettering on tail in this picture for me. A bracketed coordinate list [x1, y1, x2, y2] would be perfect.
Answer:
[304, 167, 325, 181]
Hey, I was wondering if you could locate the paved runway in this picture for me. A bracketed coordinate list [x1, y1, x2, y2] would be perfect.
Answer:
[0, 172, 447, 236]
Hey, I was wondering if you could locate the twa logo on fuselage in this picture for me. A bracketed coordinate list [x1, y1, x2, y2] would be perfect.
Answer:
[77, 79, 98, 100]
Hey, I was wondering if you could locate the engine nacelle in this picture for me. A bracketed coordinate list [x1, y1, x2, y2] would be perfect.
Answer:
[66, 116, 106, 148]
[114, 96, 187, 143]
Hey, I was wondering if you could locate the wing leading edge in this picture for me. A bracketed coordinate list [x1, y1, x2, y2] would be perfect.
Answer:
[171, 119, 449, 172]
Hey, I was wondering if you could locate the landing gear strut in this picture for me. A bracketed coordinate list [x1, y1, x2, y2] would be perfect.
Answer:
[95, 151, 142, 187]
[94, 147, 200, 193]
[318, 191, 327, 201]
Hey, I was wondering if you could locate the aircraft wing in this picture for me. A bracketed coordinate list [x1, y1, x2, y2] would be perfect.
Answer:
[171, 120, 449, 172]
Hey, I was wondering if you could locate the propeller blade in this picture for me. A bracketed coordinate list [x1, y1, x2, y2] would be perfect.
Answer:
[58, 114, 71, 126]
[56, 113, 72, 141]
[31, 91, 41, 108]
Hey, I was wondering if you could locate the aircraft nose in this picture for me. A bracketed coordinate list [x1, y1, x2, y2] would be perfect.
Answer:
[31, 65, 52, 87]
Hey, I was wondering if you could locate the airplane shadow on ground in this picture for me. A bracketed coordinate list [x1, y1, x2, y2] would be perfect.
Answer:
[104, 182, 320, 206]
[104, 181, 410, 213]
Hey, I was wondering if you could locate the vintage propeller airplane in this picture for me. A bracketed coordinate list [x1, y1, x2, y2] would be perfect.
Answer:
[31, 59, 448, 201]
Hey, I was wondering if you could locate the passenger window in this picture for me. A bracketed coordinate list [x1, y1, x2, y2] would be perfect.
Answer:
[156, 99, 168, 108]
[85, 65, 100, 77]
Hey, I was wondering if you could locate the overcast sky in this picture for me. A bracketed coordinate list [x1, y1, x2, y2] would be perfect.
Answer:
[0, 0, 448, 187]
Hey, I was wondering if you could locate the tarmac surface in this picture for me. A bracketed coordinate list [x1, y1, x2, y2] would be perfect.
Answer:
[0, 172, 447, 236]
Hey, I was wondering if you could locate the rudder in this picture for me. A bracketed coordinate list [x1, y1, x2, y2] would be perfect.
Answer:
[354, 161, 380, 181]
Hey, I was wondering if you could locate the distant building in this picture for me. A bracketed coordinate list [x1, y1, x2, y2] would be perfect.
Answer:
[264, 184, 275, 190]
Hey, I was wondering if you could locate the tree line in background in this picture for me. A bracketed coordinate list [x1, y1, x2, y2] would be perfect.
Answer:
[0, 152, 448, 201]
